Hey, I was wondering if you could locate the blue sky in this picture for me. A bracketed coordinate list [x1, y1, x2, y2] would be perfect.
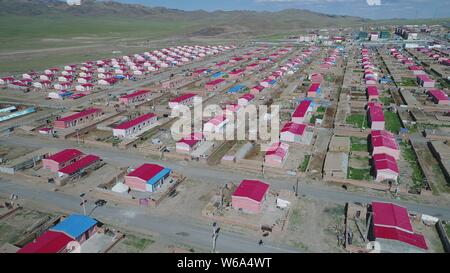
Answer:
[114, 0, 449, 19]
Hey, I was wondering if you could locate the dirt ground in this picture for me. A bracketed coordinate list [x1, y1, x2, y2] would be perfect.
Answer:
[0, 207, 53, 246]
[281, 197, 346, 252]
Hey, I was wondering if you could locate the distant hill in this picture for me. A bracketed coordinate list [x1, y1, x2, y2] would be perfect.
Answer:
[0, 0, 367, 33]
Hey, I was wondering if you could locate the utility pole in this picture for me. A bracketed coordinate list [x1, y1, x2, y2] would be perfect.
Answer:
[212, 222, 220, 253]
[295, 178, 299, 197]
[76, 129, 80, 145]
[80, 193, 87, 216]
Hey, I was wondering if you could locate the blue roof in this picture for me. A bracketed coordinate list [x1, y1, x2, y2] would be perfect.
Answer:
[269, 80, 277, 84]
[115, 75, 126, 79]
[51, 214, 97, 239]
[228, 84, 245, 93]
[211, 72, 225, 79]
[147, 168, 171, 185]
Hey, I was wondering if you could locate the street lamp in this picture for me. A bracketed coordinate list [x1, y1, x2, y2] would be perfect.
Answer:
[212, 222, 220, 253]
[80, 193, 87, 216]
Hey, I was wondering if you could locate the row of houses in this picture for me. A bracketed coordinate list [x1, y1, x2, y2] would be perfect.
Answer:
[1, 45, 235, 99]
[42, 149, 101, 178]
[391, 48, 449, 103]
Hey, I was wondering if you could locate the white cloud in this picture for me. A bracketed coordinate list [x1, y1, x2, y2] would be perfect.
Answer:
[366, 0, 381, 6]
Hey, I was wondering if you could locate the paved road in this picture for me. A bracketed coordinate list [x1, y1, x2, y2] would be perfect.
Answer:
[2, 135, 450, 220]
[0, 177, 298, 253]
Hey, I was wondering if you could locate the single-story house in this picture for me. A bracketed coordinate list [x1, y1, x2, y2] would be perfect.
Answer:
[205, 79, 226, 91]
[280, 122, 307, 143]
[42, 149, 83, 172]
[57, 154, 101, 177]
[292, 100, 312, 124]
[371, 130, 400, 160]
[250, 85, 265, 94]
[112, 113, 157, 138]
[265, 142, 289, 168]
[204, 115, 228, 133]
[118, 90, 151, 105]
[237, 93, 255, 106]
[367, 86, 379, 101]
[169, 93, 198, 109]
[232, 179, 270, 213]
[373, 153, 399, 182]
[54, 108, 102, 129]
[50, 214, 98, 244]
[368, 202, 428, 253]
[125, 163, 171, 192]
[368, 103, 385, 130]
[176, 132, 203, 154]
[427, 89, 449, 105]
[307, 83, 321, 98]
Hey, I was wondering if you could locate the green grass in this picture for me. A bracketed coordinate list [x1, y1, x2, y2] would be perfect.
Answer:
[0, 15, 200, 73]
[380, 96, 394, 105]
[445, 224, 450, 239]
[398, 77, 417, 87]
[400, 142, 425, 191]
[122, 234, 154, 252]
[317, 106, 326, 113]
[0, 15, 197, 51]
[299, 155, 311, 172]
[346, 114, 365, 129]
[384, 111, 402, 134]
[347, 167, 372, 180]
[350, 137, 368, 152]
[310, 114, 324, 124]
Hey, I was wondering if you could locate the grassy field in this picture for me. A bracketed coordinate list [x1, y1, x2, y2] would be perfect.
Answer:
[380, 96, 394, 105]
[400, 142, 425, 192]
[398, 77, 417, 87]
[347, 167, 372, 180]
[350, 137, 368, 152]
[346, 114, 365, 129]
[0, 15, 202, 74]
[0, 16, 197, 51]
[384, 111, 402, 134]
[299, 154, 311, 172]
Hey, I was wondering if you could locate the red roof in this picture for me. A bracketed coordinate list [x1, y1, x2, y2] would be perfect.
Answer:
[126, 163, 164, 182]
[206, 79, 225, 86]
[115, 113, 156, 130]
[120, 90, 150, 99]
[281, 122, 306, 136]
[373, 153, 399, 173]
[369, 104, 385, 122]
[265, 142, 289, 158]
[47, 149, 83, 164]
[372, 202, 428, 250]
[229, 69, 244, 75]
[367, 86, 379, 96]
[408, 65, 423, 71]
[206, 115, 227, 126]
[292, 100, 312, 118]
[239, 93, 255, 101]
[371, 130, 398, 150]
[178, 133, 202, 147]
[308, 83, 320, 92]
[252, 85, 265, 91]
[56, 108, 101, 123]
[232, 179, 269, 202]
[427, 89, 449, 101]
[170, 93, 196, 103]
[215, 61, 227, 66]
[17, 230, 73, 253]
[58, 155, 100, 175]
